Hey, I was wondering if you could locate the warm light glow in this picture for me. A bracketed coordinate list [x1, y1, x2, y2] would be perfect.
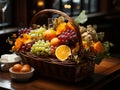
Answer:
[76, 5, 80, 9]
[37, 1, 44, 7]
[64, 4, 71, 9]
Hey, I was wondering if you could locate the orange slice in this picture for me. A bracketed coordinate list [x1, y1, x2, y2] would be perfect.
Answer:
[55, 45, 71, 61]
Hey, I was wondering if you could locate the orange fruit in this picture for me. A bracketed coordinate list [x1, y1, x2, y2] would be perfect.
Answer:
[55, 45, 71, 61]
[50, 37, 61, 46]
[20, 64, 31, 72]
[12, 64, 23, 72]
[66, 22, 75, 31]
[56, 22, 66, 35]
[24, 39, 32, 44]
[43, 29, 56, 41]
[93, 41, 104, 53]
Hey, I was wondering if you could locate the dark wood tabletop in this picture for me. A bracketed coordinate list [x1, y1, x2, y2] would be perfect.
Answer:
[0, 57, 120, 90]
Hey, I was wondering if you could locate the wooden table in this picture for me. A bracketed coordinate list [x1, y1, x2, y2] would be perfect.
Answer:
[0, 57, 120, 90]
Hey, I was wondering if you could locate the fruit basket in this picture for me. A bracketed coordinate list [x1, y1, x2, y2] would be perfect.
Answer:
[7, 9, 112, 82]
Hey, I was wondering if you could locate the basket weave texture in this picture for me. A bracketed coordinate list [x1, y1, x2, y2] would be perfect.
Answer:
[19, 9, 95, 82]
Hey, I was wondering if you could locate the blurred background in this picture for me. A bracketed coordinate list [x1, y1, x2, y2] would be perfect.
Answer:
[0, 0, 120, 57]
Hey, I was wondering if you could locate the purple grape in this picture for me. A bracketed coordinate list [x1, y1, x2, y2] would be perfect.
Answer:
[58, 29, 78, 46]
[20, 41, 35, 52]
[21, 45, 26, 51]
[18, 27, 32, 37]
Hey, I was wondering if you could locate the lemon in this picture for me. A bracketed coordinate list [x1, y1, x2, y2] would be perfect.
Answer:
[55, 45, 71, 61]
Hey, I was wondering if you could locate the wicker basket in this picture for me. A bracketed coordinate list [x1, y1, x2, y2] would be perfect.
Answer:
[19, 9, 95, 82]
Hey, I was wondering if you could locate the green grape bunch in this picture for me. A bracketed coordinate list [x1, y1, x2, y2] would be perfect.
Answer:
[29, 27, 46, 41]
[30, 39, 51, 56]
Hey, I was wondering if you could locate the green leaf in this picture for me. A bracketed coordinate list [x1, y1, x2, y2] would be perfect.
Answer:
[95, 53, 104, 64]
[75, 10, 88, 24]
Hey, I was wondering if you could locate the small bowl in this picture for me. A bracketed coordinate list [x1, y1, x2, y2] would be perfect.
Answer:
[9, 67, 34, 82]
[0, 59, 21, 72]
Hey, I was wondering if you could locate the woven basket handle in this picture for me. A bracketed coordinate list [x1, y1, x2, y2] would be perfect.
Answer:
[30, 9, 83, 57]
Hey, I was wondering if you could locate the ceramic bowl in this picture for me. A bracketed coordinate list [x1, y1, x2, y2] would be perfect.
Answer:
[9, 67, 34, 81]
[0, 59, 21, 72]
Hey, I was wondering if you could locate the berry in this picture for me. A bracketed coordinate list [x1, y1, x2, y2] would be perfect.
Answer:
[58, 29, 78, 46]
